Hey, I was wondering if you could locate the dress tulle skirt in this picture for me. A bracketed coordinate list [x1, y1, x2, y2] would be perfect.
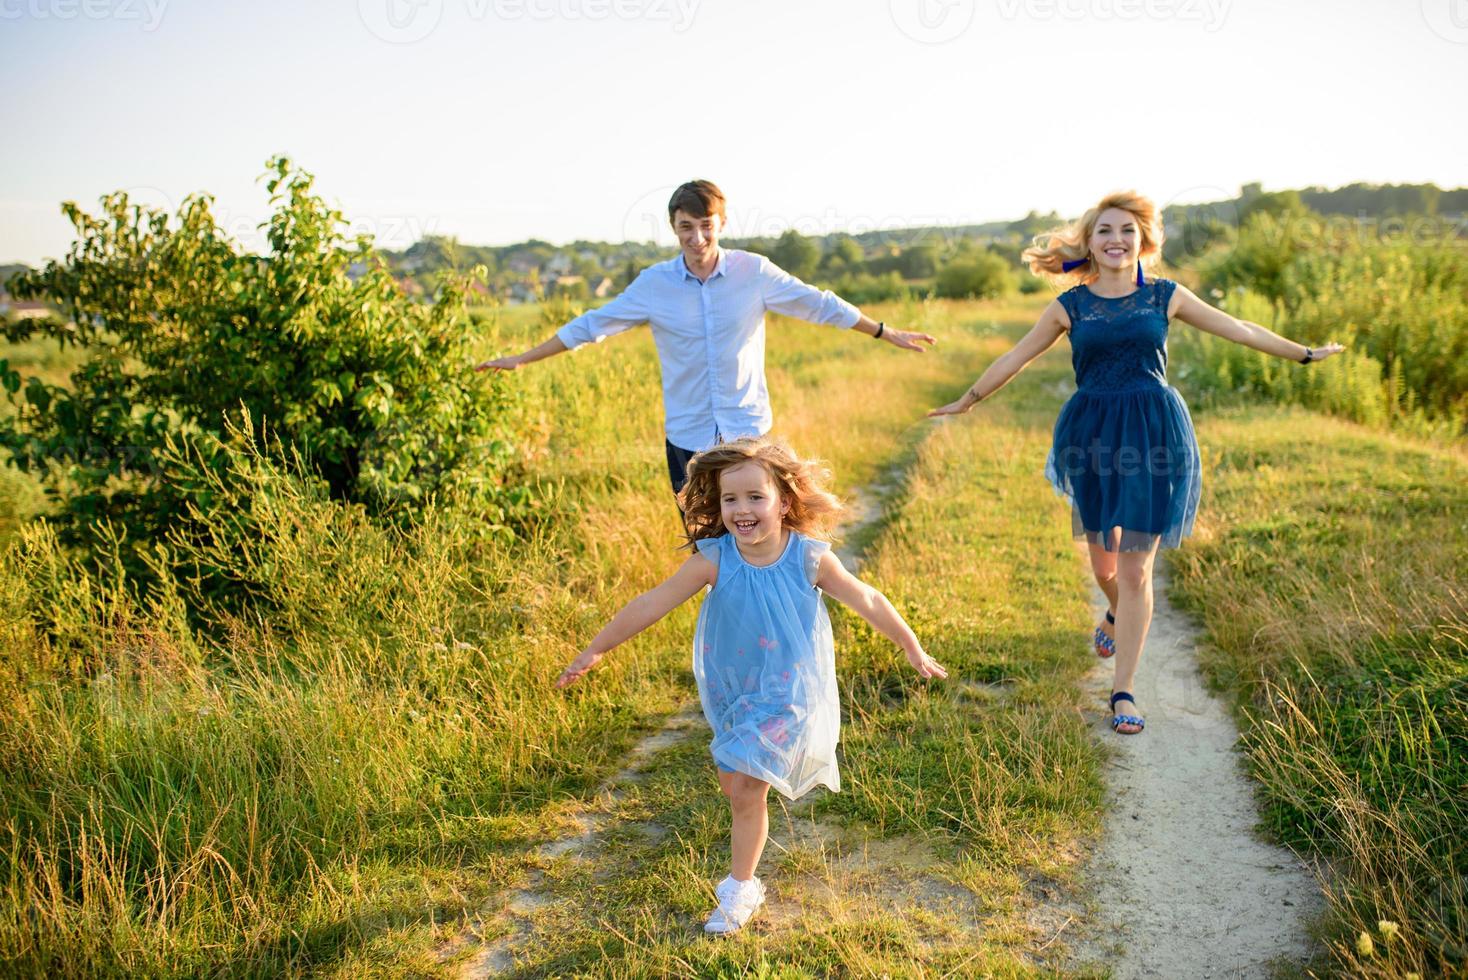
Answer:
[1044, 385, 1202, 552]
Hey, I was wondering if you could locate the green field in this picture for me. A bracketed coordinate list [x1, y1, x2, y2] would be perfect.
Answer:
[2, 295, 1463, 976]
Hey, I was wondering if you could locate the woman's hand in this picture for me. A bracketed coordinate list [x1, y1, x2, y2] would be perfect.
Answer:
[927, 393, 975, 418]
[474, 355, 522, 372]
[555, 649, 604, 688]
[906, 646, 948, 679]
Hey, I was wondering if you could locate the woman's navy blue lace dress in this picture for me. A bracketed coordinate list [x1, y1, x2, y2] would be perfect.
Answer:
[1044, 278, 1201, 552]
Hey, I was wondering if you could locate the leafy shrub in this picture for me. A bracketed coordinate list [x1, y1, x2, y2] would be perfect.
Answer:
[934, 252, 1014, 300]
[0, 157, 529, 598]
[1174, 209, 1468, 437]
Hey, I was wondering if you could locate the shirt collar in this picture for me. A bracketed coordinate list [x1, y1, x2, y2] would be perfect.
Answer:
[678, 246, 727, 282]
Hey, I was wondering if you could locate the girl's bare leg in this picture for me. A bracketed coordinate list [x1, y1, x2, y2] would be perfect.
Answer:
[717, 769, 770, 880]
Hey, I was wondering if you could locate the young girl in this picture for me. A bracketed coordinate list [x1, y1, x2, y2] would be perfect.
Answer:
[929, 190, 1343, 735]
[555, 437, 947, 934]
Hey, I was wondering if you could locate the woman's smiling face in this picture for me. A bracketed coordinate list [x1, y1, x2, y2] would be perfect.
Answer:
[1088, 207, 1141, 273]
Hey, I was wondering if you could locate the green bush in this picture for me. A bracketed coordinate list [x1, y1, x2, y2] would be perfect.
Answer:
[1176, 209, 1468, 437]
[828, 270, 911, 305]
[934, 252, 1014, 300]
[0, 157, 528, 598]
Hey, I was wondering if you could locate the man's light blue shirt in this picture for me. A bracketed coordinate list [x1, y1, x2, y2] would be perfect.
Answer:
[556, 248, 861, 451]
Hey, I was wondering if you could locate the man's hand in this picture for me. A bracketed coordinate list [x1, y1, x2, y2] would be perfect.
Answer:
[474, 355, 521, 372]
[1304, 342, 1346, 363]
[885, 328, 936, 352]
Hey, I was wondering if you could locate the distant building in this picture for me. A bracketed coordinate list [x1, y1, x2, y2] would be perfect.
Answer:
[507, 282, 540, 305]
[591, 276, 614, 298]
[506, 253, 539, 276]
[3, 299, 51, 320]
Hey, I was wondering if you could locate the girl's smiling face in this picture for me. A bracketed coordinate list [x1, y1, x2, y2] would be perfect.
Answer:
[1088, 207, 1141, 273]
[718, 460, 789, 547]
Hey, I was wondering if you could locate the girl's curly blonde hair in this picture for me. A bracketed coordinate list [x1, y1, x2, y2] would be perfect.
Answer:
[1021, 190, 1165, 286]
[677, 437, 844, 547]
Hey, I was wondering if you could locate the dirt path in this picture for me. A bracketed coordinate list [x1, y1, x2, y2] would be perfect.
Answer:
[1067, 565, 1325, 977]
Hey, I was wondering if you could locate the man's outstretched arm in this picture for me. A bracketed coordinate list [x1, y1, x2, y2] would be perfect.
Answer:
[847, 312, 935, 351]
[760, 257, 935, 352]
[475, 271, 652, 372]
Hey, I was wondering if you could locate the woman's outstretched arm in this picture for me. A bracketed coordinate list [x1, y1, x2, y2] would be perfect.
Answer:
[1170, 284, 1345, 362]
[927, 299, 1070, 417]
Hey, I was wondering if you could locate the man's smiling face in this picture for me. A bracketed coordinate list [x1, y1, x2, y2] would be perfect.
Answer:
[672, 208, 722, 267]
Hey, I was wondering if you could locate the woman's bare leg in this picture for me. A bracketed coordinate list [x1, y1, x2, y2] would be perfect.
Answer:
[1111, 538, 1160, 731]
[1087, 536, 1120, 651]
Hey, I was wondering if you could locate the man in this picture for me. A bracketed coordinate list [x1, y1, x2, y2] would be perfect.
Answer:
[475, 180, 936, 493]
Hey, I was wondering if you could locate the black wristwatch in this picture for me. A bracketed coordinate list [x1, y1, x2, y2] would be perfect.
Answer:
[874, 321, 886, 340]
[1300, 347, 1314, 364]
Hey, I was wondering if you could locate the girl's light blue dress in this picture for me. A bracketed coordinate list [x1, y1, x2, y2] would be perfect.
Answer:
[1045, 278, 1203, 552]
[692, 530, 841, 800]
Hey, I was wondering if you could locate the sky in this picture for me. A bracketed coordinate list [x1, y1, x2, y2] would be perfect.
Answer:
[2, 0, 1466, 264]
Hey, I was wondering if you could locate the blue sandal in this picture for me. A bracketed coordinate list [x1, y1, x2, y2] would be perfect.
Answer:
[1093, 610, 1116, 659]
[1110, 691, 1145, 735]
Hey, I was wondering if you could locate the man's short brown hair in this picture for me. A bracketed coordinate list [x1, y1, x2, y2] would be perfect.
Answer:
[667, 180, 726, 225]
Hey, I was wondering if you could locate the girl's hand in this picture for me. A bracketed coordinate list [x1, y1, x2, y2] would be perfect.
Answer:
[474, 355, 521, 372]
[906, 647, 948, 679]
[927, 395, 973, 418]
[555, 649, 604, 688]
[1305, 342, 1346, 363]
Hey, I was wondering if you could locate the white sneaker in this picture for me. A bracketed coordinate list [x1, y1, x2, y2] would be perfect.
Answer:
[703, 875, 765, 934]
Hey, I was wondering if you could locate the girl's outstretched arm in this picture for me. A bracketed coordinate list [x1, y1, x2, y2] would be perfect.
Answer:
[814, 551, 947, 679]
[927, 300, 1070, 417]
[1170, 285, 1345, 362]
[556, 553, 716, 688]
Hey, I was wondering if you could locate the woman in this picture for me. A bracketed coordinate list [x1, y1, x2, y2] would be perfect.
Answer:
[928, 190, 1343, 733]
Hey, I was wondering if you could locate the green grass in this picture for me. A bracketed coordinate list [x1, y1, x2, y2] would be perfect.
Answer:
[457, 321, 1106, 976]
[0, 334, 74, 540]
[1167, 406, 1467, 976]
[0, 296, 1111, 976]
[3, 291, 1464, 977]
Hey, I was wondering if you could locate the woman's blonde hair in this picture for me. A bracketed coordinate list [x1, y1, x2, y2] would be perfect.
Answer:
[1021, 190, 1165, 285]
[678, 437, 844, 547]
